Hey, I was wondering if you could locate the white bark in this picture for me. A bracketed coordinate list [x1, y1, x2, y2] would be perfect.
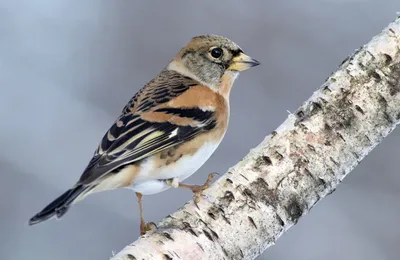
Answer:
[111, 18, 400, 260]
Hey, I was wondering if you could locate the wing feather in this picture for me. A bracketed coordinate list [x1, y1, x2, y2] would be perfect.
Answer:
[121, 70, 198, 114]
[78, 71, 216, 185]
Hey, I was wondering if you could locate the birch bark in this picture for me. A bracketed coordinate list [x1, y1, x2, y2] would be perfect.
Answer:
[111, 17, 400, 260]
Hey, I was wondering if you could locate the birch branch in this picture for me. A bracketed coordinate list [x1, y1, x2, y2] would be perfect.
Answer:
[111, 18, 400, 260]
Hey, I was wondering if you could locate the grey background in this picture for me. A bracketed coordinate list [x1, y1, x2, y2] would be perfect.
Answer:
[1, 1, 399, 259]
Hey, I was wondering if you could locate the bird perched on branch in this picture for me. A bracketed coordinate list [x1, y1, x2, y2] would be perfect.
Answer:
[28, 34, 260, 235]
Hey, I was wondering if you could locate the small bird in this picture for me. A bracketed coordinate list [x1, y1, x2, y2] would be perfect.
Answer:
[28, 35, 259, 235]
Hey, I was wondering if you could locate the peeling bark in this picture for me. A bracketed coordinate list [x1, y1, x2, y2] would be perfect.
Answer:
[111, 18, 400, 260]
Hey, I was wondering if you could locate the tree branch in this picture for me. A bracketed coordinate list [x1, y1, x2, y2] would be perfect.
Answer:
[111, 17, 400, 260]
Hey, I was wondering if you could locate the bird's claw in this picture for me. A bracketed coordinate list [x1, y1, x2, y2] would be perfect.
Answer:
[140, 221, 157, 236]
[191, 173, 215, 208]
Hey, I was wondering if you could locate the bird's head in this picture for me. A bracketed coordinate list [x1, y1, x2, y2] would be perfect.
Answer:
[168, 34, 260, 88]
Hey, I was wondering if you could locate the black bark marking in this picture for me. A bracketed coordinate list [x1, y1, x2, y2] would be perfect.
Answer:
[254, 156, 272, 170]
[323, 85, 332, 94]
[182, 222, 198, 237]
[377, 94, 393, 124]
[218, 190, 235, 209]
[248, 216, 257, 229]
[330, 157, 339, 166]
[197, 242, 204, 252]
[298, 124, 309, 134]
[296, 110, 305, 119]
[226, 178, 233, 184]
[126, 254, 136, 260]
[307, 144, 316, 153]
[340, 55, 350, 66]
[327, 187, 337, 195]
[207, 206, 220, 221]
[210, 229, 219, 240]
[321, 86, 359, 133]
[187, 228, 197, 237]
[366, 50, 375, 59]
[162, 232, 174, 241]
[383, 53, 393, 65]
[182, 221, 191, 228]
[221, 247, 229, 257]
[296, 100, 325, 125]
[182, 210, 192, 216]
[219, 207, 231, 225]
[378, 94, 388, 107]
[364, 134, 371, 144]
[369, 70, 381, 81]
[273, 151, 284, 161]
[337, 133, 345, 142]
[240, 174, 249, 181]
[387, 62, 400, 96]
[224, 191, 235, 202]
[355, 105, 364, 115]
[324, 123, 332, 132]
[163, 254, 173, 260]
[318, 177, 327, 187]
[202, 230, 214, 241]
[311, 101, 323, 111]
[276, 213, 285, 226]
[293, 152, 307, 169]
[208, 212, 216, 220]
[242, 188, 256, 201]
[286, 198, 304, 223]
[246, 178, 278, 207]
[303, 167, 326, 190]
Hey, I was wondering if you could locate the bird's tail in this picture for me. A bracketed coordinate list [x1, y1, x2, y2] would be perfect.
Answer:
[28, 184, 91, 225]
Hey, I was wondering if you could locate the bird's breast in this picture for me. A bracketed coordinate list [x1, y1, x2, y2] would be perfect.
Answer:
[126, 138, 222, 195]
[140, 138, 221, 182]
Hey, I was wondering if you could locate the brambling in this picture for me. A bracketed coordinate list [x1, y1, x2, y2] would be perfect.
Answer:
[28, 35, 259, 235]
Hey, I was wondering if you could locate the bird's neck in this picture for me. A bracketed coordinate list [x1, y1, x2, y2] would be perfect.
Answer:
[168, 60, 238, 100]
[167, 60, 210, 87]
[217, 71, 238, 100]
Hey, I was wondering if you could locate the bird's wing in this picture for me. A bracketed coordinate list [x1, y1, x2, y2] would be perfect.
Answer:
[121, 70, 199, 114]
[77, 70, 217, 185]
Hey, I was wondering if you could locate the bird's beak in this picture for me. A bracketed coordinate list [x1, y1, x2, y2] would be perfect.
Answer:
[228, 52, 260, 71]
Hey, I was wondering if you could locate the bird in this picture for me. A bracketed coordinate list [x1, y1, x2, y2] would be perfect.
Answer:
[28, 34, 260, 235]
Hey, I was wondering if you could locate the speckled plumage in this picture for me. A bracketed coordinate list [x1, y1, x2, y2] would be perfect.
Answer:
[28, 35, 259, 234]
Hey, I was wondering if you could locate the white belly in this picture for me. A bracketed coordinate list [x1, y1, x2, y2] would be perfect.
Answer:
[127, 141, 220, 195]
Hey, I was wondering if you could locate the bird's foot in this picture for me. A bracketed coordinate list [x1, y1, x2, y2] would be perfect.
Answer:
[140, 221, 157, 236]
[180, 173, 216, 208]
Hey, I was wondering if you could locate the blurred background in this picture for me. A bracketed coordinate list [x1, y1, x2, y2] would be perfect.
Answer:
[1, 0, 399, 259]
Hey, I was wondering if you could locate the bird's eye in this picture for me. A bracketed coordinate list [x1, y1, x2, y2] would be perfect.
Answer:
[210, 47, 223, 59]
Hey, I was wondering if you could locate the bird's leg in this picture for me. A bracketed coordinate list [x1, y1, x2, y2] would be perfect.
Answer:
[135, 192, 156, 236]
[165, 173, 216, 208]
[135, 192, 147, 235]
